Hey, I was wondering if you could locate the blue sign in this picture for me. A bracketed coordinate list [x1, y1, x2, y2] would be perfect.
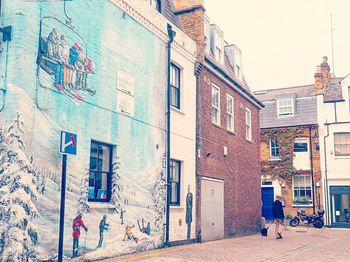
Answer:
[60, 131, 77, 155]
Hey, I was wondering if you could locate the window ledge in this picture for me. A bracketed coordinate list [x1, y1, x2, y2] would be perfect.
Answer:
[269, 158, 281, 161]
[227, 130, 235, 135]
[246, 139, 253, 143]
[170, 205, 184, 210]
[292, 204, 313, 208]
[212, 122, 221, 129]
[88, 202, 110, 209]
[171, 106, 185, 115]
[334, 155, 350, 159]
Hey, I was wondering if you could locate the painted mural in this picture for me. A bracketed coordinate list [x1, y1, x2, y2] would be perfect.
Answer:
[37, 21, 97, 103]
[0, 0, 168, 261]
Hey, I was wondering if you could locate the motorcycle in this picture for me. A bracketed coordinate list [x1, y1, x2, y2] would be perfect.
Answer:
[289, 209, 325, 228]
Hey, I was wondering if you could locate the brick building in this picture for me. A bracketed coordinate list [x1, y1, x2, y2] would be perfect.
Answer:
[254, 72, 324, 219]
[172, 0, 264, 240]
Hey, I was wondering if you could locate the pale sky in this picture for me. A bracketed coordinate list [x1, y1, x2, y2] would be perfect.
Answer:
[205, 0, 350, 91]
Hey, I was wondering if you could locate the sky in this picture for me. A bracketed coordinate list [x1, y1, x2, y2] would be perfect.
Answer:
[205, 0, 350, 91]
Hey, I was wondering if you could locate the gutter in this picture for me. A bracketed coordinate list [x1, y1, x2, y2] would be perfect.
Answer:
[204, 56, 264, 109]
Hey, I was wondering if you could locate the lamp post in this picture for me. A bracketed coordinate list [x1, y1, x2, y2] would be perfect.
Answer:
[165, 23, 176, 245]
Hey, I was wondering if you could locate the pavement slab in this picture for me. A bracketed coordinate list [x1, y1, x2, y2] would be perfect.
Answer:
[97, 225, 350, 262]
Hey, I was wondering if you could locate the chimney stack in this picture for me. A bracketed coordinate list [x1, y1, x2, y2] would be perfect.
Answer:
[314, 56, 330, 92]
[172, 0, 206, 65]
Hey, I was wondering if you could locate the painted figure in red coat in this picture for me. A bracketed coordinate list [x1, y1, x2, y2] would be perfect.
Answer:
[72, 214, 88, 258]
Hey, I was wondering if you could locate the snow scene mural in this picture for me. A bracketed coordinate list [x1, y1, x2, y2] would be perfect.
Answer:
[0, 0, 168, 261]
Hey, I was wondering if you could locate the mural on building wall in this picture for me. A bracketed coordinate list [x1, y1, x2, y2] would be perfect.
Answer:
[37, 20, 97, 104]
[0, 0, 168, 260]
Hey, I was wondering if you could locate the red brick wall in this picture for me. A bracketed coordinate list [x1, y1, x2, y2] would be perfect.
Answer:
[196, 67, 261, 236]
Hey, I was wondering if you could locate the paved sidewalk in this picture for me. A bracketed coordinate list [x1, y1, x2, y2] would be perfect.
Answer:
[100, 226, 350, 262]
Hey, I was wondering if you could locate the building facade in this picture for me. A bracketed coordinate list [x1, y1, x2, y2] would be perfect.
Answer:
[0, 0, 196, 260]
[255, 85, 322, 219]
[316, 57, 350, 227]
[172, 0, 263, 241]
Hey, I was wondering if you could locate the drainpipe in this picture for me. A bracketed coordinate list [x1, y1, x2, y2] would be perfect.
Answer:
[323, 123, 330, 225]
[308, 125, 316, 214]
[165, 24, 176, 245]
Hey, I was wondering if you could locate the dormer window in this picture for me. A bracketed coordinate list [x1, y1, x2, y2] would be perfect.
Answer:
[277, 98, 294, 116]
[215, 32, 224, 63]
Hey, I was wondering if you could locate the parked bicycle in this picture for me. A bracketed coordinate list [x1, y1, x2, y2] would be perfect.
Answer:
[289, 209, 325, 228]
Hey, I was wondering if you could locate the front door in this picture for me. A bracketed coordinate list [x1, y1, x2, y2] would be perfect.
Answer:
[262, 187, 274, 220]
[201, 177, 224, 241]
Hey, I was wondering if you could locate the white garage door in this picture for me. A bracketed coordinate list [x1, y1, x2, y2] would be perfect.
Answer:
[201, 177, 224, 241]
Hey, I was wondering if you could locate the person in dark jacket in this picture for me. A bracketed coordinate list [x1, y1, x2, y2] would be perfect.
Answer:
[273, 195, 285, 239]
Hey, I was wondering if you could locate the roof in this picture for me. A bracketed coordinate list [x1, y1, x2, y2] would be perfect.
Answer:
[254, 84, 318, 128]
[204, 47, 265, 107]
[324, 77, 343, 102]
[253, 84, 317, 102]
[161, 0, 182, 29]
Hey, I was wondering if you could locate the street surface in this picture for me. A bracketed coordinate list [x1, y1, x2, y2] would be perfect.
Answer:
[100, 225, 350, 262]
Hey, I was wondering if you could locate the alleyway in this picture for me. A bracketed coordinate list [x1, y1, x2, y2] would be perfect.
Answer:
[99, 226, 350, 262]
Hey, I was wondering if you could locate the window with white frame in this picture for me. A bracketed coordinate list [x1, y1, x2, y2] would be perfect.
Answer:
[334, 133, 350, 156]
[292, 175, 313, 205]
[215, 32, 224, 63]
[226, 94, 234, 132]
[170, 159, 181, 205]
[204, 18, 210, 52]
[277, 98, 294, 116]
[245, 107, 252, 141]
[170, 63, 180, 109]
[294, 137, 308, 152]
[212, 84, 220, 125]
[270, 138, 280, 159]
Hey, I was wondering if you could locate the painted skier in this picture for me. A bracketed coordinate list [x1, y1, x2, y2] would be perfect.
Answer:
[122, 225, 138, 243]
[57, 35, 70, 90]
[186, 184, 193, 241]
[97, 215, 109, 248]
[72, 213, 88, 258]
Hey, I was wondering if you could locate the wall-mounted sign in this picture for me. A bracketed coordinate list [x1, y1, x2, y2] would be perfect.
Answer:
[117, 69, 135, 96]
[116, 69, 135, 117]
[116, 90, 135, 117]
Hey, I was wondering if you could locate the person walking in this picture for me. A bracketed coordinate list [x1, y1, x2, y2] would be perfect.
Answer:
[72, 213, 88, 258]
[273, 195, 285, 239]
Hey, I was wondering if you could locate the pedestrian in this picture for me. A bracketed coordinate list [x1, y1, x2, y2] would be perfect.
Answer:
[72, 213, 88, 258]
[97, 214, 109, 248]
[273, 195, 285, 239]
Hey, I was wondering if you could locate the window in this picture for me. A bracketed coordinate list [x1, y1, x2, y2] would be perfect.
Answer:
[170, 63, 180, 109]
[294, 138, 308, 152]
[226, 94, 234, 132]
[293, 175, 313, 205]
[277, 99, 294, 116]
[88, 141, 113, 202]
[245, 107, 252, 141]
[334, 133, 350, 156]
[211, 84, 220, 125]
[170, 160, 181, 205]
[270, 139, 280, 159]
[155, 0, 161, 12]
[204, 18, 210, 52]
[215, 32, 224, 63]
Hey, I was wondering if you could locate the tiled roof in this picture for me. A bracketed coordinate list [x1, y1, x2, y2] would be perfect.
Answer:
[254, 84, 317, 102]
[254, 84, 318, 128]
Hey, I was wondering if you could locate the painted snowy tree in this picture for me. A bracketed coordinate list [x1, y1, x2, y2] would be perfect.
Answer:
[151, 156, 166, 233]
[108, 156, 121, 214]
[78, 166, 91, 213]
[0, 113, 40, 261]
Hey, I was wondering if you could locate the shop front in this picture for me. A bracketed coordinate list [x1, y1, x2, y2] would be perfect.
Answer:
[330, 186, 350, 227]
